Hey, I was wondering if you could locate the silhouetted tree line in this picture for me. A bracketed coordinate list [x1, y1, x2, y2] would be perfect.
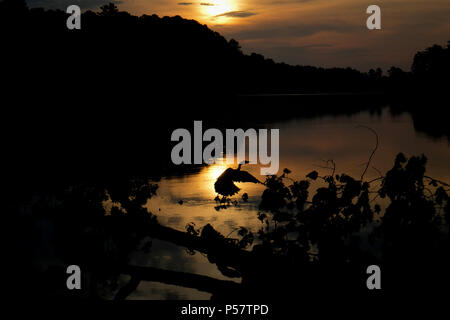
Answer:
[385, 42, 450, 140]
[382, 41, 450, 93]
[2, 1, 448, 97]
[1, 0, 384, 97]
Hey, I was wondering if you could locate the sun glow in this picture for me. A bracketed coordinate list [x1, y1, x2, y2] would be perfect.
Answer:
[202, 0, 234, 18]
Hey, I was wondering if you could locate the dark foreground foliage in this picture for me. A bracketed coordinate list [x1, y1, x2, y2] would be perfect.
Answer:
[9, 153, 449, 300]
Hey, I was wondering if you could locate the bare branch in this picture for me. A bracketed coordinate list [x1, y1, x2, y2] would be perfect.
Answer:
[424, 176, 450, 187]
[356, 126, 379, 180]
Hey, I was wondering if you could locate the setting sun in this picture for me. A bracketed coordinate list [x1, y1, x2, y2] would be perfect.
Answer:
[202, 0, 234, 18]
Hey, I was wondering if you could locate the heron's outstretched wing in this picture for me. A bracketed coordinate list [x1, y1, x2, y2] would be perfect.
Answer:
[231, 170, 261, 183]
[214, 168, 260, 197]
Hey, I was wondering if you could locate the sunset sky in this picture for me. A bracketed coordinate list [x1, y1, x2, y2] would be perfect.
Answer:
[27, 0, 450, 71]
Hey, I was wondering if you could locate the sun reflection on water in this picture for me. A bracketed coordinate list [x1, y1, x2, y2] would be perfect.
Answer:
[205, 160, 228, 180]
[137, 110, 450, 299]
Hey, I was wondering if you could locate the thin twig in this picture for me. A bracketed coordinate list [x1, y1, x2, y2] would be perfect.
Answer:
[424, 176, 450, 187]
[367, 177, 384, 184]
[372, 166, 383, 178]
[225, 227, 239, 238]
[357, 126, 379, 180]
[369, 193, 380, 204]
[327, 159, 336, 177]
[314, 159, 336, 176]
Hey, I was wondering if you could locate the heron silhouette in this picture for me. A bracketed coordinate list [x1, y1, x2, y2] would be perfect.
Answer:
[214, 161, 262, 196]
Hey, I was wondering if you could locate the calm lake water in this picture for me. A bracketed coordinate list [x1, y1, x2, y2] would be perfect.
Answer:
[124, 107, 450, 299]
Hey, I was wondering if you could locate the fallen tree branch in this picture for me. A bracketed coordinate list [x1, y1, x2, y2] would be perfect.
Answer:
[120, 265, 241, 296]
[147, 222, 254, 272]
[114, 276, 141, 301]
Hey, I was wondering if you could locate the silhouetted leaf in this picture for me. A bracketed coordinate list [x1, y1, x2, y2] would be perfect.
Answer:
[306, 170, 318, 180]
